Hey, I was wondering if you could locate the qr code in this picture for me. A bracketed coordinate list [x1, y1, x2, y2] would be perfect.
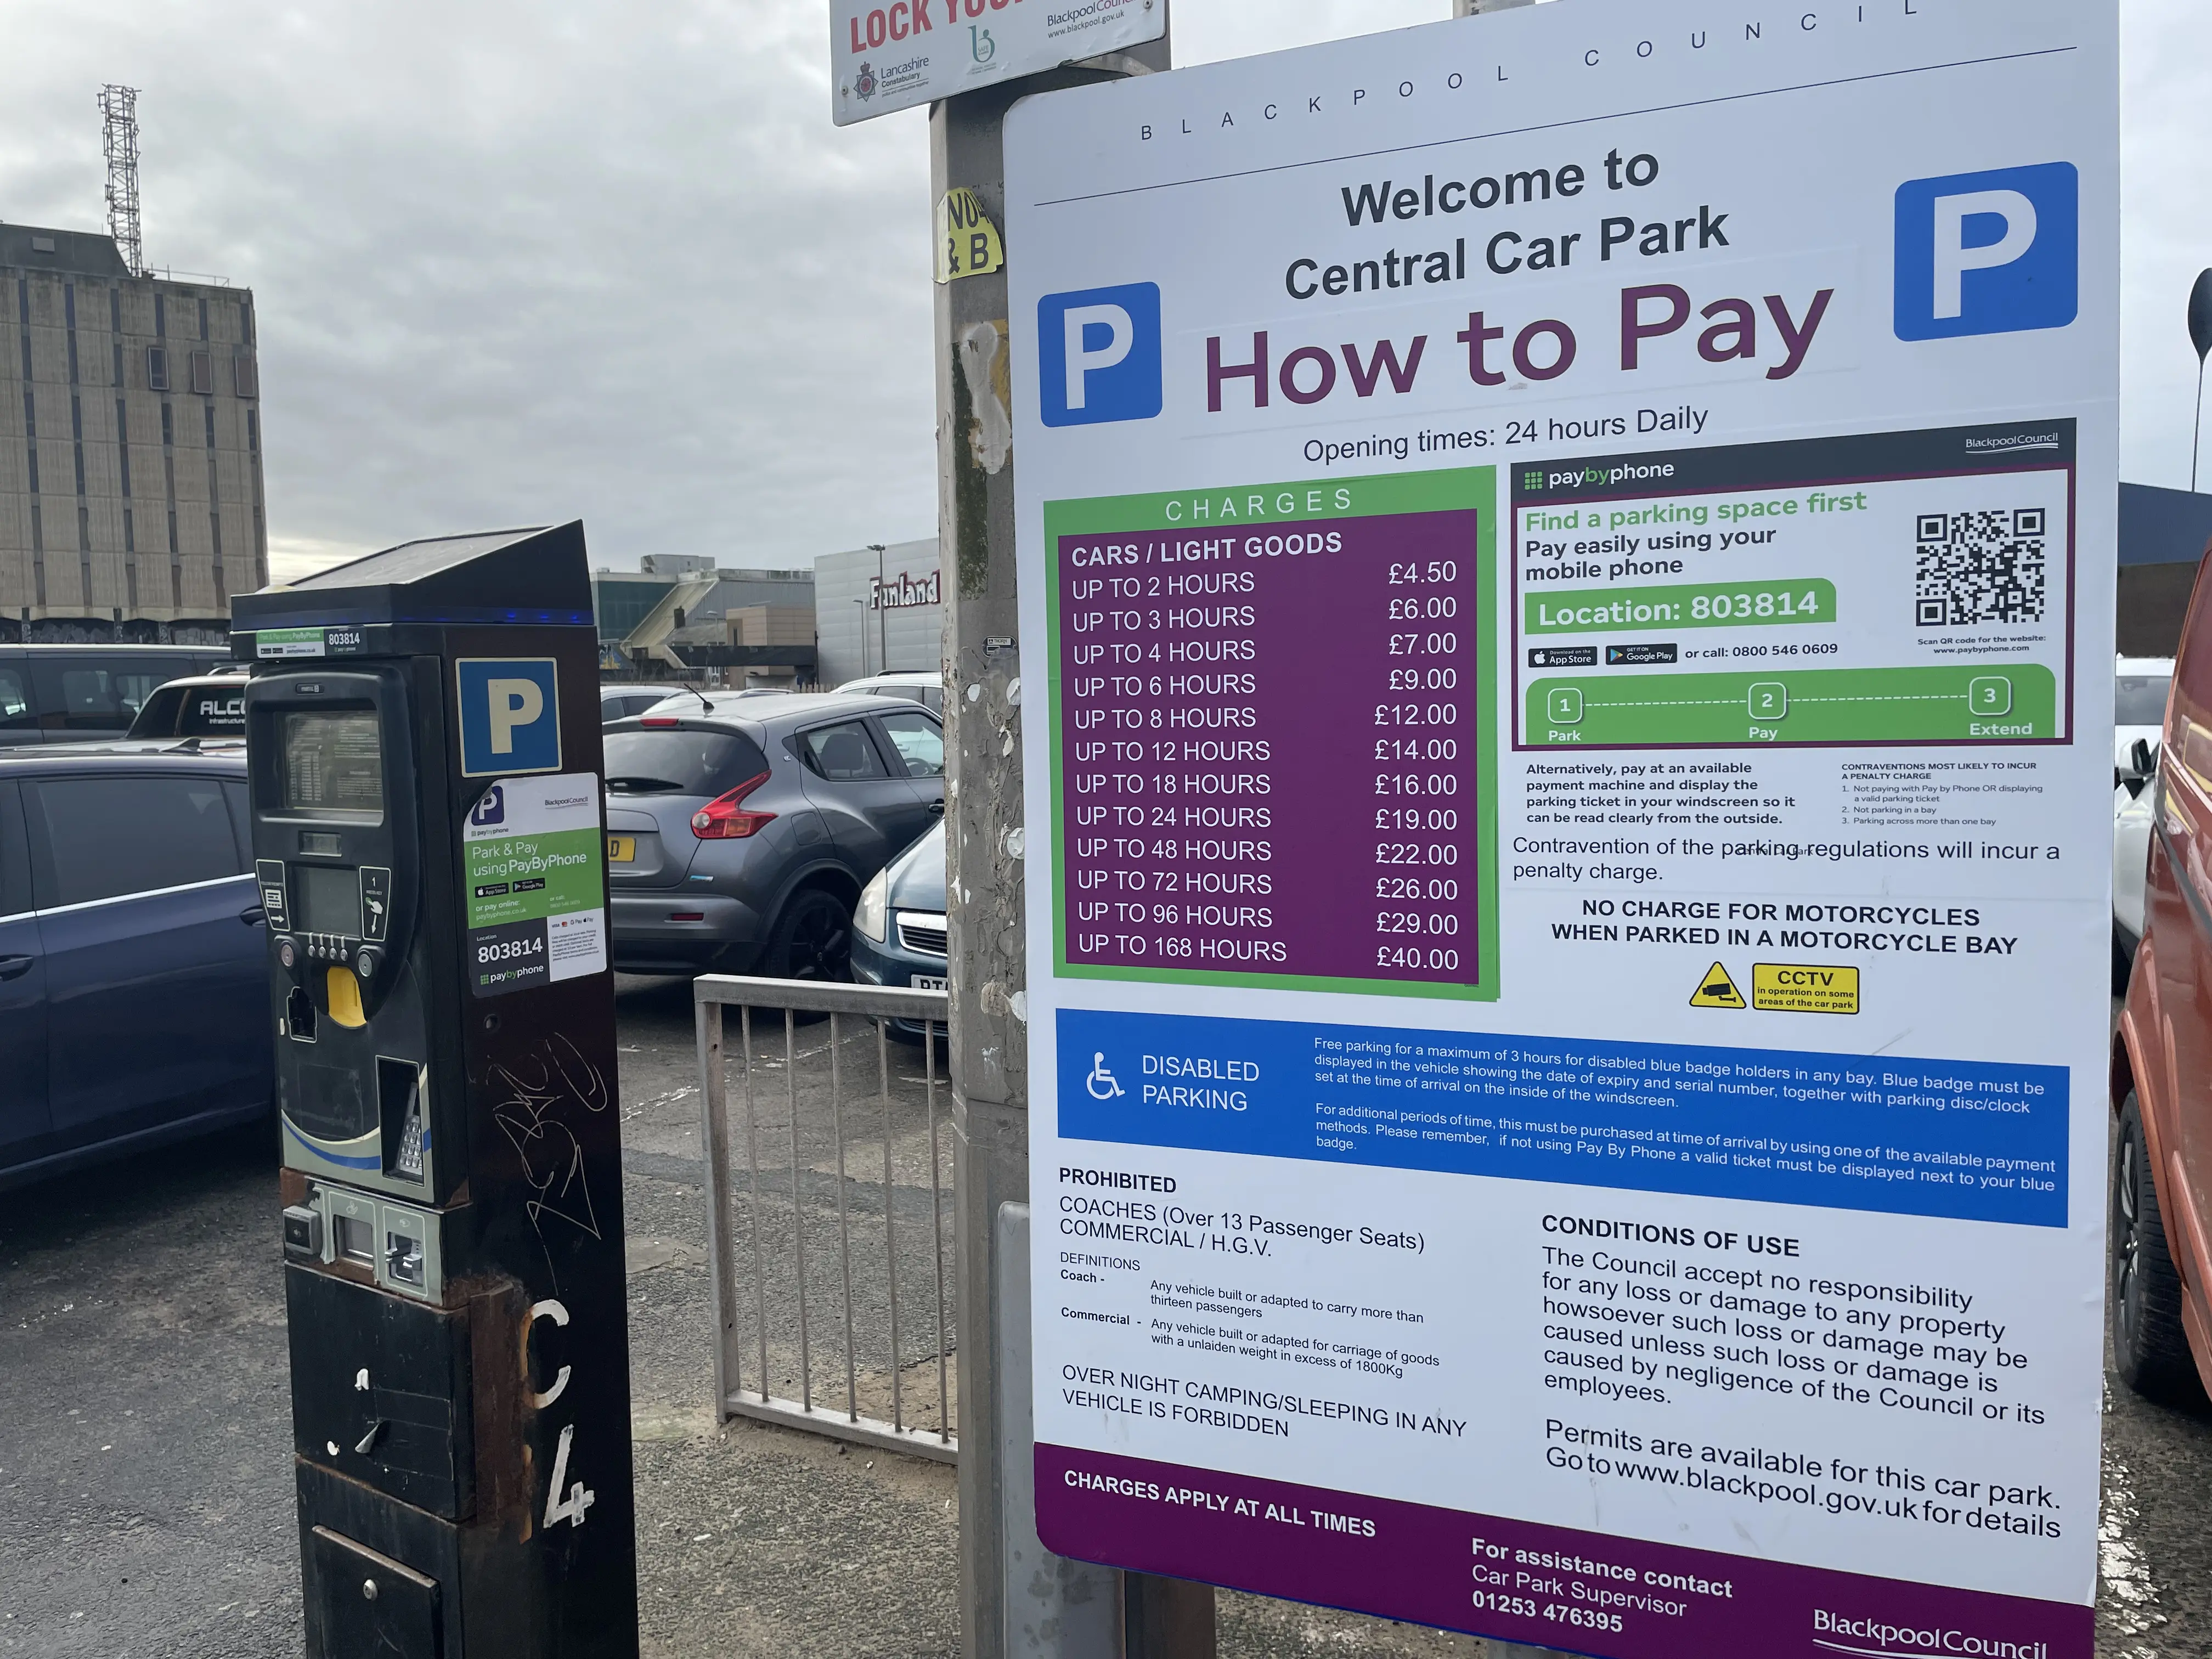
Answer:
[1915, 508, 2046, 627]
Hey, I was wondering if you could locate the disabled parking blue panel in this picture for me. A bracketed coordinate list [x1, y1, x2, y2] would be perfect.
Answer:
[1057, 1009, 2066, 1227]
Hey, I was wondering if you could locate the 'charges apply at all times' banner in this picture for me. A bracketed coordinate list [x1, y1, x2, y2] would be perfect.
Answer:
[1008, 2, 2117, 1656]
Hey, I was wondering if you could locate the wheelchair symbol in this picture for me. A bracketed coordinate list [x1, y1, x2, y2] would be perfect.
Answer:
[1085, 1052, 1125, 1101]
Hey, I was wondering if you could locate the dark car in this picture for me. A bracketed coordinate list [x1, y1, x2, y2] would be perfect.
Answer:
[605, 692, 944, 980]
[0, 644, 230, 746]
[851, 817, 946, 1036]
[0, 748, 272, 1188]
[124, 663, 252, 742]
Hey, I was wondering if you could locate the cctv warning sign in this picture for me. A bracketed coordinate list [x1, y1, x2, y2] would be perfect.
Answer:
[1753, 962, 1861, 1015]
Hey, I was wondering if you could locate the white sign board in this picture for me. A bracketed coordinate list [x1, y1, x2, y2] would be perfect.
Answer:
[829, 0, 1166, 125]
[1008, 1, 2115, 1654]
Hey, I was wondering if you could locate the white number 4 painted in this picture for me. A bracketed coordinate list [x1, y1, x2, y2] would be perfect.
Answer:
[544, 1423, 596, 1529]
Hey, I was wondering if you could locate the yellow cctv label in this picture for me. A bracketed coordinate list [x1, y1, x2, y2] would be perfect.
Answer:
[1752, 963, 1860, 1015]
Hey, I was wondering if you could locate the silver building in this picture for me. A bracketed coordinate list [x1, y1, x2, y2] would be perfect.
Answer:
[814, 537, 941, 686]
[0, 223, 265, 642]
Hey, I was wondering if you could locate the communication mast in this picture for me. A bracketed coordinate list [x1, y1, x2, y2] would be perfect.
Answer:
[98, 84, 144, 277]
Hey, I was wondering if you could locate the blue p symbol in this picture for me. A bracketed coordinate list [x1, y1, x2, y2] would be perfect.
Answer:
[1894, 163, 2078, 340]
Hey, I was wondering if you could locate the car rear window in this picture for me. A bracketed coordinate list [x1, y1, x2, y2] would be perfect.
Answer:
[2117, 674, 2171, 727]
[602, 729, 770, 795]
[30, 774, 244, 907]
[30, 658, 176, 729]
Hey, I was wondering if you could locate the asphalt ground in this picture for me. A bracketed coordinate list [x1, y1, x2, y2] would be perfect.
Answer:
[0, 974, 2204, 1656]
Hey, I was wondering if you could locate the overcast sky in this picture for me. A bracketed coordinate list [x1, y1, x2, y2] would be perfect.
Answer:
[0, 1, 2203, 580]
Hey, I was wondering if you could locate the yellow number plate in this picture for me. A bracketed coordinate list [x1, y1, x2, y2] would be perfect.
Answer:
[606, 835, 636, 864]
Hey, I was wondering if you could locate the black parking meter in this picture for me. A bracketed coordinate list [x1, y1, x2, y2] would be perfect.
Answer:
[232, 524, 637, 1659]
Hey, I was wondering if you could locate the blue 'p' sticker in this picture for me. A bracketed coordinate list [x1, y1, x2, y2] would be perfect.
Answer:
[1039, 283, 1163, 427]
[456, 658, 561, 777]
[1894, 162, 2078, 340]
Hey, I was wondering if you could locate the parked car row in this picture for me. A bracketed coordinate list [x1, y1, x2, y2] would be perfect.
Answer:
[0, 644, 230, 744]
[1, 661, 961, 1186]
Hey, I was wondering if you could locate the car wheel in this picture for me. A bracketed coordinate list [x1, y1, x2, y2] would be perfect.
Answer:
[764, 888, 853, 984]
[2111, 1092, 2205, 1405]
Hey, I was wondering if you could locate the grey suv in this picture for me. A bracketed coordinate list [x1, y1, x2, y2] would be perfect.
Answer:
[604, 692, 944, 979]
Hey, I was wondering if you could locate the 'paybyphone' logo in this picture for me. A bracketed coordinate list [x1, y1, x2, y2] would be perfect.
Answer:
[1893, 162, 2078, 340]
[1038, 283, 1162, 427]
[470, 784, 506, 827]
[456, 658, 562, 777]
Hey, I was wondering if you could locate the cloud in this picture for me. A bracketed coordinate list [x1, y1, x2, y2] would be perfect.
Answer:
[1, 0, 2201, 589]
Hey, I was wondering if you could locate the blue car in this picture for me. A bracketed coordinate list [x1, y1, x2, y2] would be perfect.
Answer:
[0, 749, 272, 1187]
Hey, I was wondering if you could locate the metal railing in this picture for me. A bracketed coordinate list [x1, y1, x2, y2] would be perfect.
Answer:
[694, 974, 957, 1463]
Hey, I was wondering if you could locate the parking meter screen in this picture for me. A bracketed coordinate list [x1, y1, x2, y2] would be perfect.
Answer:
[281, 712, 383, 817]
[295, 864, 365, 939]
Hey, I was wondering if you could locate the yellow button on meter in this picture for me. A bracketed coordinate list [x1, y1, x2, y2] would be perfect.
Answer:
[1752, 962, 1859, 1015]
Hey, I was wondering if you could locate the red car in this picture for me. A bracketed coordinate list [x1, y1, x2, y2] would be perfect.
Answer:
[2114, 552, 2212, 1402]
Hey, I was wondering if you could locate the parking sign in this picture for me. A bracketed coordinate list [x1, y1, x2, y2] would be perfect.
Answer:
[456, 658, 562, 777]
[1009, 1, 2116, 1655]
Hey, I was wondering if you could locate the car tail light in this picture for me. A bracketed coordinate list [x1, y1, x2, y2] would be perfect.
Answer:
[691, 771, 774, 839]
[641, 715, 679, 727]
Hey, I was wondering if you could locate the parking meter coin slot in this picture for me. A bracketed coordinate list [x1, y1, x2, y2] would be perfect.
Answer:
[306, 1526, 442, 1659]
[285, 1267, 473, 1520]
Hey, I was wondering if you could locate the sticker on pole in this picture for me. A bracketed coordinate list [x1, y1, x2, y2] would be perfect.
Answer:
[936, 188, 1004, 283]
[462, 774, 607, 997]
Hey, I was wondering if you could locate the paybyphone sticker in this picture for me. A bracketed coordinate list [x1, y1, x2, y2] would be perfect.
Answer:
[461, 773, 608, 997]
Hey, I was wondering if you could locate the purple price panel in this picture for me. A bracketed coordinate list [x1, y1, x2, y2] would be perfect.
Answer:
[1057, 507, 1485, 990]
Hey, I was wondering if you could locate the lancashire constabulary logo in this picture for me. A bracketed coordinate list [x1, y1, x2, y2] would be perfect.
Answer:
[854, 61, 877, 100]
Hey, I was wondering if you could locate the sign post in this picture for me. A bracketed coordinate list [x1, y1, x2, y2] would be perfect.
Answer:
[1008, 2, 2117, 1655]
[920, 19, 1214, 1659]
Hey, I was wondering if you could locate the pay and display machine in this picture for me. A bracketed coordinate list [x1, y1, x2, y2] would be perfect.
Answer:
[233, 524, 637, 1659]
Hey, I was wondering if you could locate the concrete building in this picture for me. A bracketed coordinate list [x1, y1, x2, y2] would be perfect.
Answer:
[0, 222, 264, 642]
[599, 565, 817, 685]
[814, 537, 941, 686]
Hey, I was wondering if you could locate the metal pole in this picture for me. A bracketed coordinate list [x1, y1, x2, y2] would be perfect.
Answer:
[872, 541, 889, 673]
[933, 18, 1207, 1657]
